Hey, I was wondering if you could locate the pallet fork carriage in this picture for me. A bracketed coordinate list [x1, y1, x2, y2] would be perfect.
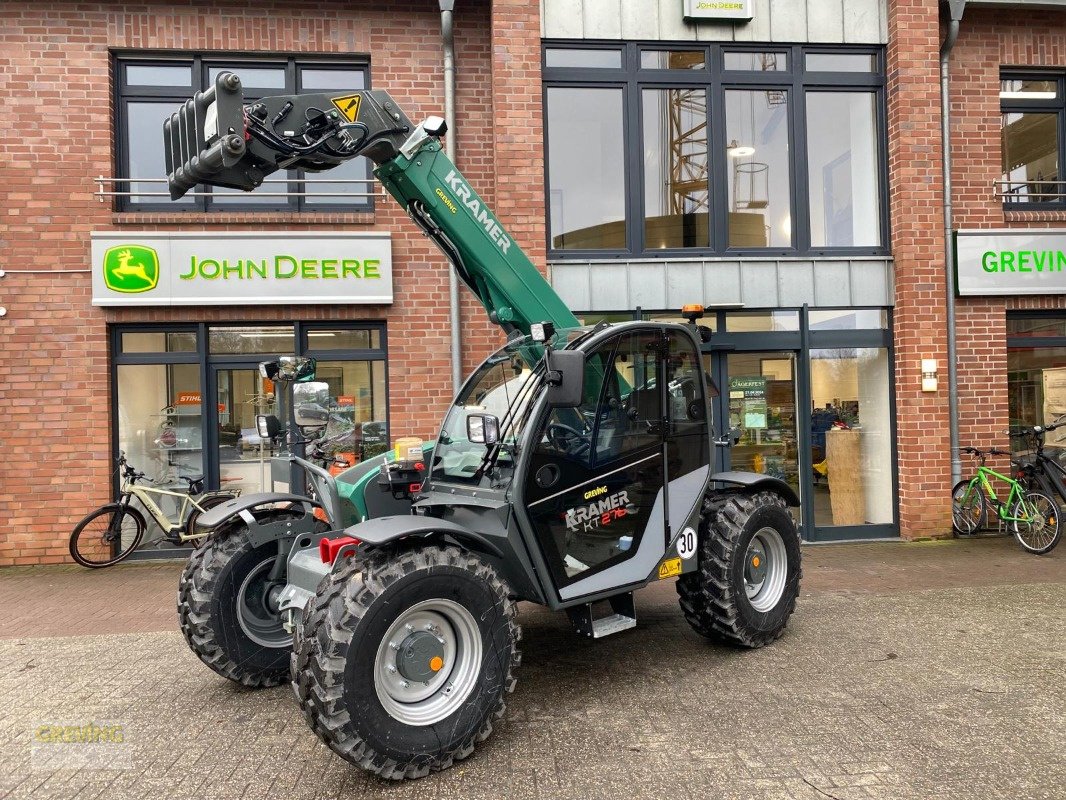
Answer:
[166, 72, 802, 780]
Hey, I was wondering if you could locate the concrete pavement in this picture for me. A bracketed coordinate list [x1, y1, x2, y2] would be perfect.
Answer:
[0, 537, 1063, 799]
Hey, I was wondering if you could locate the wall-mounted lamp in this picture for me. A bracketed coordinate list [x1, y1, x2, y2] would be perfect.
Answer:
[921, 358, 938, 392]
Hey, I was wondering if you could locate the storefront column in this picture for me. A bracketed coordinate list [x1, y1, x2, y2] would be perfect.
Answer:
[886, 0, 953, 538]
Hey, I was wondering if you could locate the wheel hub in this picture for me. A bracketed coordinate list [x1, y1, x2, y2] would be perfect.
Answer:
[395, 630, 446, 683]
[746, 542, 768, 584]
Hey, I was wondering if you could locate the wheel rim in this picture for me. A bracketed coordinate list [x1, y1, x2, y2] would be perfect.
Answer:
[1014, 494, 1059, 552]
[236, 557, 292, 648]
[373, 599, 482, 727]
[744, 527, 788, 613]
[74, 510, 141, 565]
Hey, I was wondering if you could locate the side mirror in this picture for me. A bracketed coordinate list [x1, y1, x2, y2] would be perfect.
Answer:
[292, 381, 331, 429]
[545, 349, 585, 408]
[466, 413, 500, 445]
[256, 414, 281, 440]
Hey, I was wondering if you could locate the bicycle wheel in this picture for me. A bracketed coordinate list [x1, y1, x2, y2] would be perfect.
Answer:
[951, 480, 985, 536]
[1011, 491, 1061, 555]
[185, 492, 238, 538]
[69, 504, 147, 568]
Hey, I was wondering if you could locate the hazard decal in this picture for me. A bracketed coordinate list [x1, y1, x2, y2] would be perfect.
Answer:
[658, 557, 682, 580]
[330, 94, 362, 123]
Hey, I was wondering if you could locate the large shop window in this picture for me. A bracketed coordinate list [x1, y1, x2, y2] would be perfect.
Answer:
[1008, 315, 1066, 450]
[112, 323, 387, 547]
[115, 55, 371, 212]
[1000, 74, 1064, 206]
[544, 44, 887, 257]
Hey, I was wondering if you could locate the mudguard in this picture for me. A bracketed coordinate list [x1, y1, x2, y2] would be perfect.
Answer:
[193, 491, 319, 534]
[342, 515, 504, 559]
[708, 471, 801, 507]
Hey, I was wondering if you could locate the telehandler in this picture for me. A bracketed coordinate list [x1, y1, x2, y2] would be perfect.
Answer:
[166, 72, 802, 780]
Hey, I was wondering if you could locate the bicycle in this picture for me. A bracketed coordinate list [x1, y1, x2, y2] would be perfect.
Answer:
[951, 446, 1060, 555]
[69, 452, 240, 568]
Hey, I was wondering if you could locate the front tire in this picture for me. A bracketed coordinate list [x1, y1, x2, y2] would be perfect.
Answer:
[177, 517, 292, 688]
[677, 491, 801, 648]
[69, 504, 146, 568]
[292, 545, 521, 780]
[951, 479, 985, 537]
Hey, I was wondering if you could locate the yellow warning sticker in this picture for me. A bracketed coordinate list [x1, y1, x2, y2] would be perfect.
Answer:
[658, 557, 682, 580]
[330, 94, 362, 122]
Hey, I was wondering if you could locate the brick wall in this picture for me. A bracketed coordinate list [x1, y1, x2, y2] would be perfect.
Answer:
[947, 7, 1066, 483]
[886, 0, 953, 538]
[0, 0, 530, 565]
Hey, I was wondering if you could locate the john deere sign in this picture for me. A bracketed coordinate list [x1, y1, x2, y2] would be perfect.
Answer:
[683, 0, 753, 21]
[955, 230, 1066, 297]
[91, 232, 392, 306]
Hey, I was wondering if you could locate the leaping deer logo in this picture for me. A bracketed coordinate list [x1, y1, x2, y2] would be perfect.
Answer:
[103, 244, 159, 293]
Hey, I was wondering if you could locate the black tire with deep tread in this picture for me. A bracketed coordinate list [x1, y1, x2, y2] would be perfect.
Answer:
[291, 544, 521, 780]
[676, 490, 801, 648]
[177, 515, 293, 688]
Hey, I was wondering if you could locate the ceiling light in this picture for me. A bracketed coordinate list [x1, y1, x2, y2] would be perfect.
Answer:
[999, 90, 1057, 100]
[727, 139, 755, 158]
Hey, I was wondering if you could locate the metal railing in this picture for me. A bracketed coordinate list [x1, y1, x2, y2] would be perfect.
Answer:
[995, 178, 1066, 205]
[94, 176, 380, 201]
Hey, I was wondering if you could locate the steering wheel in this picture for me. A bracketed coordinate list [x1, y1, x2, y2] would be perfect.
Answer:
[546, 422, 590, 458]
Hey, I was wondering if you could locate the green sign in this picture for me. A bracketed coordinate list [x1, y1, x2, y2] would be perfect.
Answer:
[92, 232, 393, 307]
[729, 375, 767, 430]
[102, 245, 160, 294]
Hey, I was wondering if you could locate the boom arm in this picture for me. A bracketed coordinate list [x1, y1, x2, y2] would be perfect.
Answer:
[164, 72, 579, 337]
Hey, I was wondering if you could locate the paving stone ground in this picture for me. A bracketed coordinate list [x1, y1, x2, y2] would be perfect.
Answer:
[0, 536, 1063, 799]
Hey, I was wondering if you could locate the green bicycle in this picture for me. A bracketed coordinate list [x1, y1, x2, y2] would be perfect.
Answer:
[952, 446, 1061, 554]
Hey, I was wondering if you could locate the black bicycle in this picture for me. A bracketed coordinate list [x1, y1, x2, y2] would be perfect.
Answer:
[1008, 421, 1066, 555]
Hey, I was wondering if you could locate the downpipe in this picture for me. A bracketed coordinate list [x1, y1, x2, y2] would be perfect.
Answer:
[441, 0, 462, 392]
[941, 1, 966, 487]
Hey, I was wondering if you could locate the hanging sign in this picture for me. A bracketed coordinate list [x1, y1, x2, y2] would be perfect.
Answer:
[91, 231, 392, 306]
[729, 376, 767, 430]
[683, 0, 753, 22]
[955, 229, 1066, 296]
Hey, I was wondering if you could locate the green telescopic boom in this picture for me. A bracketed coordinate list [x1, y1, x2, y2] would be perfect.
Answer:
[163, 73, 579, 338]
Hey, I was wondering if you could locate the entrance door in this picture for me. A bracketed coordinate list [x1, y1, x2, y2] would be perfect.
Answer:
[523, 328, 669, 601]
[211, 364, 281, 495]
[712, 351, 802, 517]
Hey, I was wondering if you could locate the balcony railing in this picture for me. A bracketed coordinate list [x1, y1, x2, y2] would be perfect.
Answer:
[995, 179, 1066, 205]
[94, 176, 379, 201]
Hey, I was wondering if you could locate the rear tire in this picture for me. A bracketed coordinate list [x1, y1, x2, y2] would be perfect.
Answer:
[177, 515, 293, 688]
[292, 544, 520, 780]
[677, 491, 801, 648]
[951, 479, 985, 537]
[1011, 491, 1061, 555]
[69, 504, 146, 568]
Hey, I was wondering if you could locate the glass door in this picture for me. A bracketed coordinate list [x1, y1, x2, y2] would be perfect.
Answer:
[715, 352, 802, 518]
[212, 364, 280, 495]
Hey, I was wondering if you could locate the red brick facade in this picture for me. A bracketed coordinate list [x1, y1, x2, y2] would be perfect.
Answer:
[4, 0, 1066, 562]
[0, 0, 529, 565]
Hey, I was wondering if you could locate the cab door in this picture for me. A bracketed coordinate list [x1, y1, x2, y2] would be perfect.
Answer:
[522, 328, 669, 601]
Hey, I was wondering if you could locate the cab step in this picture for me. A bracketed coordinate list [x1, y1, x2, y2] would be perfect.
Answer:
[566, 592, 636, 639]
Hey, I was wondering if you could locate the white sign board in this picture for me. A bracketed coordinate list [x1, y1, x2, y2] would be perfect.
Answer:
[955, 229, 1066, 296]
[91, 231, 392, 306]
[683, 0, 753, 21]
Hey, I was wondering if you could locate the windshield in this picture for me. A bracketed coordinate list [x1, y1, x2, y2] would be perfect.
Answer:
[431, 329, 589, 488]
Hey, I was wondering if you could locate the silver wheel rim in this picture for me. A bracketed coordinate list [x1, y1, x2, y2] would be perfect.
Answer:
[744, 527, 788, 612]
[953, 484, 982, 533]
[1014, 494, 1058, 551]
[374, 599, 482, 727]
[236, 557, 292, 648]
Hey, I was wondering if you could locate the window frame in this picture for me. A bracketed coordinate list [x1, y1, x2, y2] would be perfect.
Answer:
[999, 70, 1066, 210]
[543, 42, 888, 260]
[113, 52, 373, 214]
